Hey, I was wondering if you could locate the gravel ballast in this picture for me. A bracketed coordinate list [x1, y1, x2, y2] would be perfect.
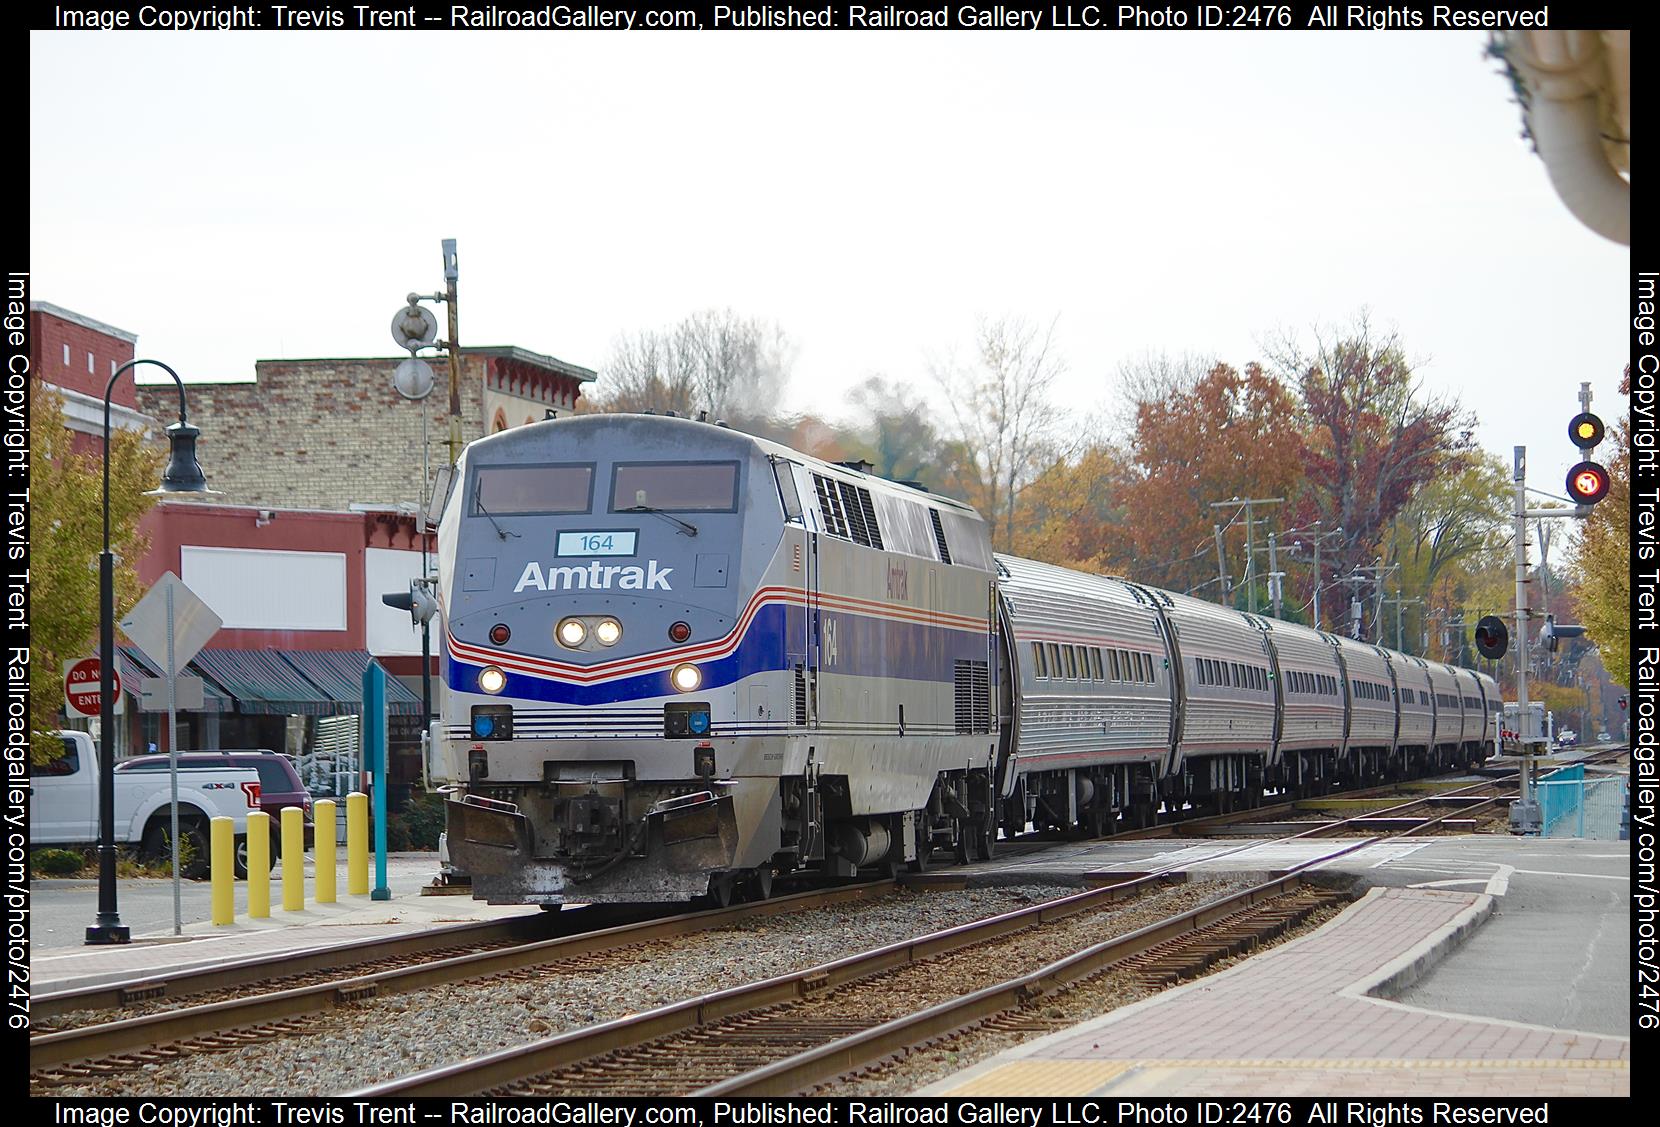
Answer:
[41, 882, 1089, 1096]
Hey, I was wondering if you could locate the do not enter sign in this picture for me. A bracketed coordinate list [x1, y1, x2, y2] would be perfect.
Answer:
[63, 657, 121, 719]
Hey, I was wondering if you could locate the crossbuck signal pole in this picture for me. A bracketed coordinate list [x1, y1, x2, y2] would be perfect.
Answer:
[1510, 381, 1607, 833]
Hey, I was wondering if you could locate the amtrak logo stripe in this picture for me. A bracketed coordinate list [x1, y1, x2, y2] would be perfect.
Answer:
[447, 584, 987, 686]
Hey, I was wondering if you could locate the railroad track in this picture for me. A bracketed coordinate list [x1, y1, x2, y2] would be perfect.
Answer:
[29, 880, 897, 1084]
[348, 780, 1544, 1098]
[41, 754, 1612, 1093]
[348, 869, 1350, 1097]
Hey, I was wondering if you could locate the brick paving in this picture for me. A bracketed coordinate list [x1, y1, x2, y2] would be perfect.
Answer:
[926, 887, 1629, 1097]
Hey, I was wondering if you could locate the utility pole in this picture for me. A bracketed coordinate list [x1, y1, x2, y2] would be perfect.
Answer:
[1212, 524, 1231, 607]
[1383, 594, 1424, 653]
[1306, 525, 1343, 631]
[1266, 531, 1284, 618]
[441, 240, 463, 467]
[1284, 523, 1343, 631]
[1209, 496, 1283, 614]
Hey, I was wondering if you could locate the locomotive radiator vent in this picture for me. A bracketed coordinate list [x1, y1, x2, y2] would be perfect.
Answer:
[955, 660, 991, 734]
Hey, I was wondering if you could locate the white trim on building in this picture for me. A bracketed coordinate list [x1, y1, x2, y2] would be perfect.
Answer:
[46, 382, 156, 437]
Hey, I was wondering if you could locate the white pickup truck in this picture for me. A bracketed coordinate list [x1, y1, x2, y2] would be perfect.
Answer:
[33, 731, 264, 877]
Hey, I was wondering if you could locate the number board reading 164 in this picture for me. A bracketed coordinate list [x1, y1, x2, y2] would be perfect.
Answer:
[557, 531, 637, 557]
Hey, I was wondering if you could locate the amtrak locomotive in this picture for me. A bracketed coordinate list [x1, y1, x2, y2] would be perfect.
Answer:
[430, 414, 1501, 905]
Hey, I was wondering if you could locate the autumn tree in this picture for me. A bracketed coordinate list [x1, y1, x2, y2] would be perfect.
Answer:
[1115, 361, 1307, 597]
[1569, 368, 1631, 688]
[1008, 443, 1129, 570]
[932, 316, 1066, 552]
[1267, 314, 1476, 581]
[29, 382, 163, 759]
[1382, 450, 1512, 656]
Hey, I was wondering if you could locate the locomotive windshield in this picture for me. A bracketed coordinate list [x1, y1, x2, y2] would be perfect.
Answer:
[610, 461, 740, 512]
[473, 463, 594, 515]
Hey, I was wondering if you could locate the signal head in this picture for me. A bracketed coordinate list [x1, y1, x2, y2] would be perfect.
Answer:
[1473, 614, 1509, 660]
[1565, 461, 1609, 505]
[1567, 412, 1604, 450]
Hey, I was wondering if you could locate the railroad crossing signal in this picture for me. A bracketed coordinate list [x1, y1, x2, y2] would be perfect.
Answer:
[381, 579, 438, 625]
[1474, 615, 1509, 660]
[1538, 613, 1586, 654]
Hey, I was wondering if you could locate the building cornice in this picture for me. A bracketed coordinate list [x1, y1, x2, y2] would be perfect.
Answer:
[30, 301, 139, 344]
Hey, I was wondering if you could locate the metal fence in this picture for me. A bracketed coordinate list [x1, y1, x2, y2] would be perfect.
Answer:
[1537, 764, 1628, 839]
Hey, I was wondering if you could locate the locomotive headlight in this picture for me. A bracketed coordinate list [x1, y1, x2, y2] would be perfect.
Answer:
[556, 618, 587, 648]
[595, 618, 623, 646]
[671, 663, 703, 693]
[478, 666, 507, 694]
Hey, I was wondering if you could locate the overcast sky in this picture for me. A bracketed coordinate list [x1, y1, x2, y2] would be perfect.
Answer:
[31, 30, 1628, 495]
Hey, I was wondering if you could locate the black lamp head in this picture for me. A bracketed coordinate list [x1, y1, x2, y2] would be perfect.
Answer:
[147, 419, 216, 495]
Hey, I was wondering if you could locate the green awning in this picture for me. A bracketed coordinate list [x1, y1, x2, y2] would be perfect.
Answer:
[277, 650, 424, 716]
[188, 649, 336, 716]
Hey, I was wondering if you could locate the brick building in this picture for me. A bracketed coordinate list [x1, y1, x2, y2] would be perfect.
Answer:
[135, 348, 595, 509]
[29, 301, 148, 456]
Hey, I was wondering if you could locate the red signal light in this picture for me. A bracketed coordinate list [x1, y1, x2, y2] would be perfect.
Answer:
[1565, 461, 1609, 505]
[668, 621, 692, 643]
[489, 623, 511, 645]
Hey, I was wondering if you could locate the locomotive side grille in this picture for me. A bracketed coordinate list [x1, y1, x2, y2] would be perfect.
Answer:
[955, 659, 991, 733]
[856, 486, 884, 549]
[839, 479, 872, 545]
[929, 508, 953, 564]
[794, 664, 808, 726]
[813, 473, 849, 538]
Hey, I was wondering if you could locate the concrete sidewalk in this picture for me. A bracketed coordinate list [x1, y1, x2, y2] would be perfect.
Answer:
[32, 854, 537, 994]
[919, 886, 1629, 1097]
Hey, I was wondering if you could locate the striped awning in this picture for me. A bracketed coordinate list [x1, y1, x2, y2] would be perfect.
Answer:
[119, 646, 234, 712]
[277, 650, 424, 716]
[188, 648, 338, 716]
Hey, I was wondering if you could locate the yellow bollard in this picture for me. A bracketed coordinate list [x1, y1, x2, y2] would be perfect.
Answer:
[347, 791, 368, 896]
[282, 806, 305, 912]
[211, 817, 234, 926]
[246, 811, 271, 919]
[314, 799, 336, 904]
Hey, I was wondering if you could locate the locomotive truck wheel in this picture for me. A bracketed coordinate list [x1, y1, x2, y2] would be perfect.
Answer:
[705, 872, 739, 908]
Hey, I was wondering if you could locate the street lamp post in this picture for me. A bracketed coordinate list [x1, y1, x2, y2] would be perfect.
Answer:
[86, 360, 214, 946]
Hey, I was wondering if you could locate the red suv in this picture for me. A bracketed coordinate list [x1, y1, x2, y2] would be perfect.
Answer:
[117, 750, 314, 864]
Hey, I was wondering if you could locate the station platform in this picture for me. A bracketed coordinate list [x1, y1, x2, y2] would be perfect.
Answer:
[32, 854, 537, 995]
[919, 884, 1630, 1098]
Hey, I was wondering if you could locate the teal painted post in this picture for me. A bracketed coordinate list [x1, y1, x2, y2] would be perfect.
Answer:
[362, 660, 392, 900]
